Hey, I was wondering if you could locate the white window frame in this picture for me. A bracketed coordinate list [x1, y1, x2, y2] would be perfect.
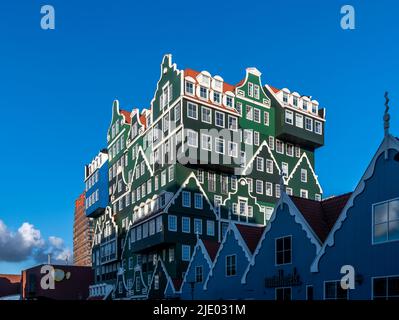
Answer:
[215, 111, 225, 128]
[182, 191, 191, 208]
[187, 102, 198, 120]
[201, 106, 212, 124]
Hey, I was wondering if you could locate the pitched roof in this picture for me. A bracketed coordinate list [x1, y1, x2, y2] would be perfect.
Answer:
[235, 224, 265, 254]
[120, 109, 132, 124]
[202, 239, 220, 261]
[290, 193, 352, 242]
[172, 278, 183, 292]
[269, 86, 280, 93]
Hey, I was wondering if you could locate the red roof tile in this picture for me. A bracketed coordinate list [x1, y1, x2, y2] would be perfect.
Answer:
[290, 193, 352, 242]
[235, 224, 265, 254]
[120, 109, 132, 124]
[269, 86, 280, 93]
[139, 115, 147, 129]
[202, 239, 220, 262]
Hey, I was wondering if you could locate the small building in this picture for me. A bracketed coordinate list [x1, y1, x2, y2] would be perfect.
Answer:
[21, 264, 93, 300]
[0, 274, 21, 299]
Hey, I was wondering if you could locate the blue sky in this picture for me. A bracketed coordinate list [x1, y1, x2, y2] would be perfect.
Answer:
[0, 0, 398, 274]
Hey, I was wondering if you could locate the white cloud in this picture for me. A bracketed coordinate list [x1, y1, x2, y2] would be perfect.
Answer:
[0, 219, 72, 264]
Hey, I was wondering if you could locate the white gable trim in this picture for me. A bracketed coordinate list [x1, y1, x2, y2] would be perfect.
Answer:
[311, 135, 399, 272]
[242, 140, 282, 176]
[241, 192, 322, 284]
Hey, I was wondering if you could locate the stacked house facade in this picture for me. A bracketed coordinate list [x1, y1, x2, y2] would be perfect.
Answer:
[86, 54, 326, 299]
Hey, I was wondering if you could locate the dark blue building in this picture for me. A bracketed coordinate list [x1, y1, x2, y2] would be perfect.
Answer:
[85, 150, 109, 217]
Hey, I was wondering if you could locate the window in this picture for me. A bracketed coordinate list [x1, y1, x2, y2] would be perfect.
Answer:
[315, 121, 322, 135]
[149, 219, 155, 235]
[276, 140, 284, 154]
[285, 110, 293, 125]
[187, 130, 198, 148]
[236, 102, 242, 115]
[182, 191, 191, 207]
[228, 116, 238, 130]
[254, 85, 260, 99]
[208, 172, 216, 192]
[293, 96, 298, 107]
[300, 189, 308, 199]
[168, 215, 177, 232]
[194, 219, 202, 235]
[276, 287, 292, 301]
[268, 136, 274, 150]
[161, 170, 166, 186]
[213, 92, 221, 104]
[301, 169, 308, 182]
[246, 105, 253, 120]
[215, 138, 225, 154]
[254, 131, 260, 146]
[182, 245, 191, 261]
[295, 146, 301, 158]
[226, 255, 236, 276]
[243, 130, 253, 145]
[275, 236, 292, 265]
[264, 111, 269, 126]
[248, 83, 254, 97]
[324, 281, 348, 300]
[168, 165, 174, 182]
[256, 157, 264, 171]
[305, 117, 313, 131]
[221, 175, 229, 194]
[195, 266, 203, 283]
[275, 184, 281, 198]
[286, 187, 293, 196]
[226, 96, 233, 108]
[266, 159, 273, 174]
[240, 151, 246, 167]
[169, 248, 175, 262]
[156, 216, 163, 232]
[196, 169, 204, 184]
[266, 182, 273, 196]
[373, 276, 399, 300]
[238, 198, 247, 216]
[199, 86, 208, 99]
[215, 111, 225, 128]
[253, 108, 261, 123]
[306, 286, 314, 300]
[175, 103, 181, 122]
[295, 114, 303, 128]
[228, 141, 238, 157]
[302, 100, 308, 110]
[207, 220, 215, 236]
[201, 107, 212, 124]
[315, 194, 321, 201]
[201, 134, 212, 151]
[182, 217, 190, 233]
[286, 143, 294, 157]
[187, 102, 198, 119]
[373, 199, 399, 244]
[194, 193, 203, 209]
[283, 92, 288, 103]
[256, 180, 264, 194]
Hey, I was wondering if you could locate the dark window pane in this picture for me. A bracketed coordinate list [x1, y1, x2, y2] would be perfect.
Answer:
[325, 282, 335, 299]
[276, 238, 284, 251]
[284, 250, 291, 264]
[337, 284, 348, 300]
[389, 200, 399, 221]
[276, 252, 284, 265]
[307, 286, 314, 300]
[374, 203, 388, 224]
[373, 278, 387, 297]
[388, 277, 399, 296]
[284, 237, 291, 250]
[388, 221, 399, 241]
[276, 288, 284, 301]
[284, 288, 292, 300]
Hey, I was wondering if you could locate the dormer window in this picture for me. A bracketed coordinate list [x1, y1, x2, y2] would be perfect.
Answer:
[293, 96, 298, 107]
[201, 75, 210, 87]
[283, 92, 288, 103]
[185, 81, 194, 95]
[226, 96, 233, 108]
[213, 92, 221, 104]
[199, 86, 208, 100]
[312, 104, 318, 114]
[302, 100, 308, 110]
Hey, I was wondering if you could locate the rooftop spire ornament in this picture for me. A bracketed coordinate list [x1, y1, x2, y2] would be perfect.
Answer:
[384, 91, 390, 137]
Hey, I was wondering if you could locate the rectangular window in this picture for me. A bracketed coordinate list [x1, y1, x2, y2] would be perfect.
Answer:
[293, 96, 298, 107]
[168, 165, 174, 182]
[373, 276, 399, 300]
[197, 169, 204, 184]
[187, 130, 198, 148]
[256, 180, 264, 194]
[285, 110, 294, 125]
[248, 83, 254, 97]
[266, 159, 273, 174]
[276, 140, 284, 154]
[266, 182, 273, 196]
[194, 193, 203, 209]
[226, 255, 237, 276]
[302, 100, 308, 110]
[315, 121, 323, 135]
[253, 108, 260, 123]
[231, 176, 238, 191]
[168, 215, 177, 232]
[194, 219, 202, 235]
[199, 86, 208, 100]
[169, 248, 175, 262]
[187, 102, 198, 120]
[175, 103, 181, 122]
[228, 115, 238, 130]
[300, 189, 308, 199]
[182, 191, 191, 208]
[254, 131, 260, 146]
[373, 199, 399, 244]
[161, 170, 166, 186]
[213, 92, 221, 104]
[268, 136, 274, 150]
[295, 146, 301, 158]
[264, 111, 269, 126]
[195, 266, 203, 283]
[324, 281, 349, 300]
[301, 169, 308, 182]
[275, 236, 292, 265]
[215, 111, 225, 128]
[315, 194, 321, 201]
[295, 114, 303, 128]
[246, 105, 253, 120]
[275, 184, 281, 198]
[228, 141, 238, 158]
[286, 187, 293, 196]
[207, 220, 215, 236]
[226, 96, 233, 108]
[201, 134, 212, 151]
[182, 217, 190, 233]
[208, 172, 216, 192]
[182, 245, 191, 261]
[215, 138, 225, 154]
[276, 288, 292, 301]
[236, 102, 242, 115]
[283, 92, 288, 103]
[201, 107, 212, 124]
[286, 143, 294, 157]
[244, 130, 253, 145]
[254, 85, 260, 99]
[305, 117, 313, 131]
[256, 157, 264, 171]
